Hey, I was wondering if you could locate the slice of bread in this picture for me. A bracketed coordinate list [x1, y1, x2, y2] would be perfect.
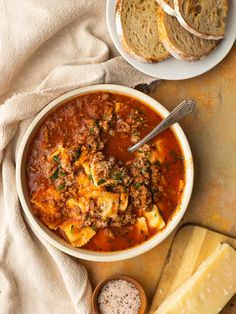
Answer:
[157, 8, 217, 61]
[156, 0, 176, 16]
[174, 0, 228, 40]
[116, 0, 170, 63]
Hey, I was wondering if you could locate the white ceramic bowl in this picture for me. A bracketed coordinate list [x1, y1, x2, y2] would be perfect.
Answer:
[16, 84, 194, 262]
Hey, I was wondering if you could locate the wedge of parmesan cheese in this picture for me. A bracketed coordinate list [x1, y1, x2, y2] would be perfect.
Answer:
[155, 243, 236, 314]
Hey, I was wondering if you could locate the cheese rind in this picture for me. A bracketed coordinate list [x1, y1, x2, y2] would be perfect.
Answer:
[155, 243, 236, 314]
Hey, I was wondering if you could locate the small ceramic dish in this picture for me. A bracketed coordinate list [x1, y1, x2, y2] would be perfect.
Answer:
[92, 275, 147, 314]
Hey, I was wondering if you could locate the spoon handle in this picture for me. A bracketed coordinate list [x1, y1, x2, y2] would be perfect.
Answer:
[128, 100, 196, 153]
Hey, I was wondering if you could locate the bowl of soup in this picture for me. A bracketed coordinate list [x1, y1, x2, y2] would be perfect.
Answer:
[16, 84, 193, 261]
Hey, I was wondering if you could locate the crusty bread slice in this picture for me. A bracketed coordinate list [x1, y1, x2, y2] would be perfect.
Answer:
[157, 8, 217, 61]
[174, 0, 228, 40]
[116, 0, 170, 63]
[156, 0, 176, 16]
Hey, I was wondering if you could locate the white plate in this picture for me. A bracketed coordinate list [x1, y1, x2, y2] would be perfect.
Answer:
[106, 0, 236, 80]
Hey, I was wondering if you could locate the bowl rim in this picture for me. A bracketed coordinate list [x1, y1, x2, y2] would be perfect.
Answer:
[16, 84, 194, 262]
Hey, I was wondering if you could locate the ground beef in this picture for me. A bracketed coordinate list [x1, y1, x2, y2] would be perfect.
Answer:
[86, 102, 100, 119]
[111, 207, 137, 228]
[102, 103, 114, 122]
[83, 216, 109, 229]
[151, 164, 161, 189]
[129, 156, 151, 186]
[91, 153, 116, 182]
[127, 109, 147, 129]
[116, 119, 130, 132]
[130, 185, 152, 211]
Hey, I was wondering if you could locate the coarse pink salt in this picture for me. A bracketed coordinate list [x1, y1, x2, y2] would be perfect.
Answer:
[98, 279, 141, 314]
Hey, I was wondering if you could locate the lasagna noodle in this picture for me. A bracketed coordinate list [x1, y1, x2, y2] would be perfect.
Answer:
[61, 224, 96, 247]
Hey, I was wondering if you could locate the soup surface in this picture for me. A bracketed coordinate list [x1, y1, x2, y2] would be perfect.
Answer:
[27, 92, 185, 251]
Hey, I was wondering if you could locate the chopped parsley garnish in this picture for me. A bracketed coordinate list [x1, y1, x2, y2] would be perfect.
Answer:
[134, 182, 141, 189]
[89, 127, 94, 134]
[75, 147, 81, 159]
[151, 187, 157, 194]
[91, 223, 97, 231]
[53, 155, 60, 163]
[155, 160, 161, 167]
[50, 154, 66, 181]
[112, 171, 124, 183]
[97, 178, 106, 186]
[50, 168, 59, 180]
[50, 154, 63, 180]
[137, 108, 144, 114]
[88, 174, 93, 181]
[112, 173, 119, 180]
[170, 151, 178, 159]
[95, 119, 99, 127]
[58, 183, 65, 190]
[170, 151, 184, 161]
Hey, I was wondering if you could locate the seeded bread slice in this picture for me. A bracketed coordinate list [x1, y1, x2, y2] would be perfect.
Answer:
[157, 8, 217, 61]
[116, 0, 170, 63]
[156, 0, 176, 16]
[174, 0, 228, 40]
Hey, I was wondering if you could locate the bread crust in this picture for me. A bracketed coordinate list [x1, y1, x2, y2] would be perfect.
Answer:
[157, 9, 197, 61]
[157, 8, 217, 61]
[156, 0, 176, 16]
[116, 0, 170, 63]
[174, 0, 225, 40]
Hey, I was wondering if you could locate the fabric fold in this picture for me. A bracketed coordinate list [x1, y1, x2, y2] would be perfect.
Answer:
[0, 1, 156, 313]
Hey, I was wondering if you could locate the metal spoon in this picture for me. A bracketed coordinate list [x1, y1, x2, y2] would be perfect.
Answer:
[128, 100, 196, 153]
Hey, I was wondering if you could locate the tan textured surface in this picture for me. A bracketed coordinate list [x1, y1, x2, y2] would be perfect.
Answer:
[150, 43, 236, 236]
[80, 43, 236, 307]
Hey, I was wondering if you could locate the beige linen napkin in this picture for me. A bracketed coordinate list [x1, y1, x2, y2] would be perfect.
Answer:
[0, 1, 156, 313]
